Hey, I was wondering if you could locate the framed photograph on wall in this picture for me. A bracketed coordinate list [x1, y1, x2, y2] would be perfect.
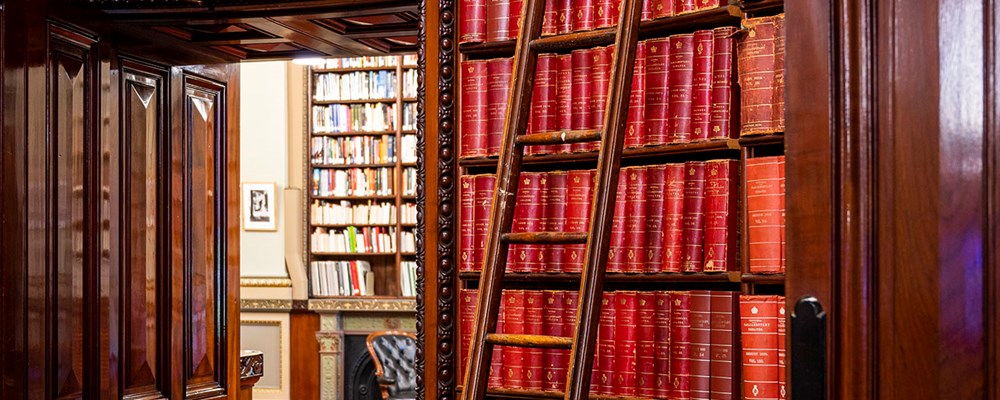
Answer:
[242, 182, 277, 231]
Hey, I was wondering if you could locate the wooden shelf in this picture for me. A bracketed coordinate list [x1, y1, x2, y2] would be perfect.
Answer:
[313, 195, 397, 201]
[313, 130, 398, 137]
[459, 5, 742, 58]
[459, 271, 742, 283]
[311, 162, 398, 169]
[402, 130, 417, 134]
[401, 97, 418, 102]
[459, 138, 740, 167]
[401, 252, 417, 256]
[738, 133, 785, 147]
[742, 273, 786, 284]
[313, 98, 398, 105]
[402, 65, 419, 69]
[401, 162, 418, 167]
[313, 66, 400, 73]
[739, 0, 784, 15]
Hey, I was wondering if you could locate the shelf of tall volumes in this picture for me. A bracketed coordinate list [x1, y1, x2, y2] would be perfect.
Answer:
[454, 0, 788, 399]
[308, 54, 419, 299]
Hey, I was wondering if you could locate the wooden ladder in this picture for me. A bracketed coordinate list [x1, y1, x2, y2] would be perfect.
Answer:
[460, 0, 644, 396]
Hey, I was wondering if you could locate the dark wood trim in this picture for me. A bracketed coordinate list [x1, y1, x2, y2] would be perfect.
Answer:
[290, 309, 321, 400]
[989, 0, 1000, 396]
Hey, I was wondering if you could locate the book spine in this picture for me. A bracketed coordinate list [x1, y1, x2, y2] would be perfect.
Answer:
[776, 297, 787, 399]
[545, 171, 568, 273]
[740, 295, 780, 399]
[779, 157, 786, 273]
[664, 164, 686, 273]
[613, 291, 638, 396]
[571, 49, 594, 152]
[588, 46, 612, 152]
[710, 292, 736, 399]
[509, 0, 523, 40]
[542, 290, 567, 390]
[673, 0, 695, 14]
[512, 172, 544, 272]
[709, 26, 736, 139]
[691, 29, 715, 141]
[626, 41, 648, 148]
[681, 161, 707, 272]
[459, 289, 478, 382]
[556, 54, 574, 154]
[503, 290, 526, 388]
[636, 292, 658, 397]
[607, 174, 629, 272]
[542, 0, 559, 35]
[690, 290, 713, 400]
[644, 165, 667, 272]
[595, 0, 620, 28]
[746, 156, 784, 273]
[598, 292, 617, 395]
[737, 14, 786, 135]
[524, 291, 545, 390]
[572, 0, 596, 32]
[486, 0, 511, 42]
[624, 167, 648, 273]
[461, 61, 488, 158]
[562, 291, 579, 391]
[695, 0, 717, 10]
[641, 0, 653, 20]
[670, 291, 692, 400]
[460, 175, 476, 272]
[473, 174, 497, 272]
[644, 38, 671, 145]
[668, 33, 695, 142]
[565, 170, 594, 273]
[651, 0, 673, 18]
[654, 291, 674, 399]
[460, 0, 487, 43]
[487, 58, 513, 157]
[531, 55, 559, 155]
[491, 294, 505, 388]
[704, 159, 737, 272]
[557, 0, 573, 34]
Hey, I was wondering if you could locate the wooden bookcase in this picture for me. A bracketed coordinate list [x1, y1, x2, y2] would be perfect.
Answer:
[306, 55, 420, 298]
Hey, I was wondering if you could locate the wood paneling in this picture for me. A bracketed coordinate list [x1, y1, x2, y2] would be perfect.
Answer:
[290, 308, 321, 400]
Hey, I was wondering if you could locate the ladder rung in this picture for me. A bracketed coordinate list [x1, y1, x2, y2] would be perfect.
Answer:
[485, 333, 573, 349]
[516, 130, 602, 146]
[501, 232, 589, 244]
[529, 29, 616, 53]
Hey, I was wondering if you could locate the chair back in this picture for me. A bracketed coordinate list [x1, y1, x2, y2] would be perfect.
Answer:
[366, 330, 418, 400]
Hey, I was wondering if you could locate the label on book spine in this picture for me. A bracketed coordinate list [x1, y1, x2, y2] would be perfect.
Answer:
[461, 60, 488, 158]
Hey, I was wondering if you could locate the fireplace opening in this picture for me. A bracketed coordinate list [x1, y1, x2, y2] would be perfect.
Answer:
[344, 334, 379, 400]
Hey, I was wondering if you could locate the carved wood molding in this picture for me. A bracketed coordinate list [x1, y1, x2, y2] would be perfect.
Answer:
[414, 0, 429, 396]
[240, 350, 265, 380]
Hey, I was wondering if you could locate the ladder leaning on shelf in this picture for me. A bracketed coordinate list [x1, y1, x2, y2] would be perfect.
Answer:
[459, 0, 643, 396]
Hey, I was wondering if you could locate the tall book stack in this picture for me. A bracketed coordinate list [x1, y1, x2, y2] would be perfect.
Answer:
[307, 54, 419, 298]
[455, 0, 787, 397]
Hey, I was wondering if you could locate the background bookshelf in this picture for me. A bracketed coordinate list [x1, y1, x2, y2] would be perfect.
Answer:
[307, 54, 420, 299]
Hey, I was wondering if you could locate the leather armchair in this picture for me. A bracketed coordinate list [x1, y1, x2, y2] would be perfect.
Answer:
[366, 331, 418, 400]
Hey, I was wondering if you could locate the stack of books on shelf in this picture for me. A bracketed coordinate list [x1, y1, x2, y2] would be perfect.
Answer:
[400, 261, 418, 297]
[320, 56, 400, 69]
[311, 226, 397, 254]
[310, 260, 376, 297]
[310, 200, 397, 226]
[312, 167, 395, 197]
[311, 135, 397, 165]
[312, 103, 397, 134]
[313, 70, 398, 101]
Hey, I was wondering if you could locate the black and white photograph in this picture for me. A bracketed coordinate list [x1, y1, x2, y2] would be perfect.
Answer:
[242, 182, 277, 231]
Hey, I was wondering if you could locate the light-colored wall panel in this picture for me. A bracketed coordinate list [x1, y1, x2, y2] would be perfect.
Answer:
[241, 313, 292, 399]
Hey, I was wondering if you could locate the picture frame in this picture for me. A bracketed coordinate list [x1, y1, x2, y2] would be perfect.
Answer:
[242, 182, 277, 231]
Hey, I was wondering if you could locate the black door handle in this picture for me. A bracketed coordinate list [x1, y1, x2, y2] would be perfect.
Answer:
[791, 296, 826, 399]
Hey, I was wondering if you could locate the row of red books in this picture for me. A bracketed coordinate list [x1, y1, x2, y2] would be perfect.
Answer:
[459, 0, 726, 43]
[460, 159, 738, 274]
[739, 295, 786, 399]
[746, 156, 785, 274]
[459, 289, 738, 398]
[461, 27, 737, 158]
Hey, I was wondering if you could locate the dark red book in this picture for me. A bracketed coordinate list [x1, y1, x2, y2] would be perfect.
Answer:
[668, 33, 695, 142]
[635, 292, 658, 397]
[709, 27, 736, 139]
[740, 295, 780, 400]
[704, 159, 737, 272]
[654, 291, 674, 399]
[557, 0, 573, 34]
[710, 292, 736, 399]
[641, 0, 653, 20]
[644, 38, 671, 145]
[460, 0, 486, 43]
[461, 60, 488, 158]
[544, 171, 568, 273]
[460, 175, 476, 272]
[598, 292, 617, 395]
[572, 0, 596, 32]
[565, 170, 594, 273]
[624, 167, 647, 273]
[690, 290, 713, 400]
[664, 164, 685, 272]
[737, 14, 785, 135]
[644, 165, 667, 272]
[581, 46, 610, 152]
[492, 294, 505, 388]
[670, 291, 692, 400]
[562, 291, 579, 391]
[691, 29, 714, 141]
[503, 290, 525, 388]
[746, 156, 783, 273]
[595, 0, 620, 28]
[555, 54, 574, 154]
[571, 49, 593, 153]
[613, 291, 638, 396]
[651, 0, 673, 18]
[542, 0, 559, 35]
[626, 41, 647, 148]
[512, 172, 544, 272]
[776, 297, 787, 399]
[681, 161, 706, 272]
[486, 58, 513, 156]
[524, 291, 545, 390]
[531, 54, 558, 154]
[473, 174, 497, 272]
[459, 289, 478, 382]
[510, 0, 523, 40]
[607, 174, 628, 273]
[779, 159, 786, 273]
[486, 0, 511, 42]
[673, 0, 695, 14]
[694, 0, 720, 10]
[542, 290, 567, 391]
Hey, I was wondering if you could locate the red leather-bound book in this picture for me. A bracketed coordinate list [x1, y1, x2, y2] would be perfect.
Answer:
[776, 297, 787, 399]
[691, 30, 714, 141]
[681, 161, 706, 272]
[690, 290, 713, 400]
[668, 33, 695, 142]
[664, 164, 685, 272]
[486, 0, 511, 42]
[524, 291, 545, 390]
[641, 0, 653, 20]
[562, 290, 579, 391]
[624, 167, 647, 273]
[694, 0, 719, 11]
[492, 293, 505, 388]
[510, 0, 523, 40]
[614, 291, 638, 396]
[461, 60, 488, 158]
[486, 58, 513, 156]
[644, 165, 667, 272]
[556, 54, 574, 154]
[512, 172, 544, 272]
[460, 0, 487, 43]
[460, 175, 476, 272]
[503, 290, 525, 388]
[580, 46, 611, 152]
[651, 0, 673, 18]
[654, 291, 674, 399]
[704, 159, 737, 272]
[545, 171, 568, 273]
[709, 27, 736, 139]
[595, 0, 620, 28]
[710, 292, 736, 399]
[531, 54, 558, 154]
[572, 0, 596, 32]
[459, 289, 478, 382]
[565, 170, 593, 272]
[673, 0, 695, 14]
[636, 292, 658, 397]
[671, 291, 692, 399]
[607, 174, 628, 273]
[557, 0, 573, 34]
[740, 295, 780, 399]
[737, 14, 786, 135]
[644, 38, 671, 145]
[542, 0, 559, 35]
[598, 292, 617, 395]
[626, 41, 647, 148]
[542, 290, 567, 391]
[473, 174, 497, 272]
[571, 49, 593, 153]
[746, 156, 783, 273]
[779, 158, 786, 273]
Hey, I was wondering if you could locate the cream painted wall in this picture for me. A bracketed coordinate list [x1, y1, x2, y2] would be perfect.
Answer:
[240, 61, 290, 278]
